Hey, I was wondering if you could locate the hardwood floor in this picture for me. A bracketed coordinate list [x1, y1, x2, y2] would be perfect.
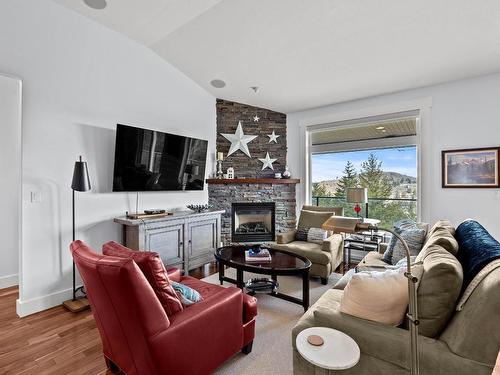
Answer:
[0, 266, 217, 374]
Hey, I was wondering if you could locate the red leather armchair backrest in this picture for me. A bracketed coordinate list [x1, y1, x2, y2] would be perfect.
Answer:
[70, 241, 170, 375]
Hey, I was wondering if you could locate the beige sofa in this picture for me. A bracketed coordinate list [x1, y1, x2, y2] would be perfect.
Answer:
[270, 206, 344, 284]
[292, 220, 499, 374]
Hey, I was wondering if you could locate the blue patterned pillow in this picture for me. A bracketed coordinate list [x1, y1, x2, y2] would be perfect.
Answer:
[383, 220, 425, 265]
[171, 282, 202, 306]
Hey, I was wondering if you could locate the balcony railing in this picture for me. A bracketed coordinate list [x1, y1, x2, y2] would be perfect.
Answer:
[312, 196, 417, 229]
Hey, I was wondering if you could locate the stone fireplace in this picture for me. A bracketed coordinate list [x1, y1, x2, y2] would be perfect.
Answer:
[232, 202, 275, 242]
[208, 99, 298, 244]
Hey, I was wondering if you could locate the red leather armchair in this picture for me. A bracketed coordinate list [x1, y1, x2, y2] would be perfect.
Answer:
[70, 241, 257, 375]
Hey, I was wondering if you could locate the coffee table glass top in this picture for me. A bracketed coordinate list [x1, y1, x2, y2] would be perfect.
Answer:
[215, 245, 311, 271]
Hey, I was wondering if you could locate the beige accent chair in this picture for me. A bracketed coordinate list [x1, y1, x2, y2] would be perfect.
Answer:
[292, 220, 500, 374]
[269, 205, 344, 284]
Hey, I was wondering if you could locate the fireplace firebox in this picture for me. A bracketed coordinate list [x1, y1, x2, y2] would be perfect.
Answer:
[231, 202, 276, 242]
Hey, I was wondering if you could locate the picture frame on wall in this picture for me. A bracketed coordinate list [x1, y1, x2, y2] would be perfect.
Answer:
[442, 147, 500, 188]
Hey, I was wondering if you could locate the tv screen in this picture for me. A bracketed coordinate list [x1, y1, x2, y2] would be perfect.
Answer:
[112, 124, 208, 192]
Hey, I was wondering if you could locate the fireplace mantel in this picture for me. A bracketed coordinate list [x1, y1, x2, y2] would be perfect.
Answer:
[206, 178, 300, 185]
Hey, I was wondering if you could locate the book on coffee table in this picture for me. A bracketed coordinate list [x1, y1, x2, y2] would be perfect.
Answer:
[245, 249, 272, 262]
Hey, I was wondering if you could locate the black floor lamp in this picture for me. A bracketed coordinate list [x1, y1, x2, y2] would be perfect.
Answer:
[63, 156, 91, 313]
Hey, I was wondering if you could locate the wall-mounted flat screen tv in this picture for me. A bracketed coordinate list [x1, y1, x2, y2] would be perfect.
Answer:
[112, 124, 208, 192]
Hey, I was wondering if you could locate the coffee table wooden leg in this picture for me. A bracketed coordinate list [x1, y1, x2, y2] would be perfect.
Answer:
[218, 261, 225, 285]
[236, 268, 244, 289]
[302, 270, 310, 312]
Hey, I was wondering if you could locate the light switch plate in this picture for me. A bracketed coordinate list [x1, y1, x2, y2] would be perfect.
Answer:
[31, 191, 42, 203]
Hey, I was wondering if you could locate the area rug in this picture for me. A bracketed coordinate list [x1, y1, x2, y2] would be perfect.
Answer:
[202, 270, 342, 374]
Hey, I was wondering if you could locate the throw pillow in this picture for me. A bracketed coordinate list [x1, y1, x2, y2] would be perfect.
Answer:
[382, 220, 425, 265]
[340, 268, 410, 326]
[295, 227, 309, 241]
[171, 281, 202, 306]
[295, 227, 328, 243]
[391, 227, 426, 264]
[307, 227, 328, 244]
[102, 241, 183, 316]
[382, 220, 415, 263]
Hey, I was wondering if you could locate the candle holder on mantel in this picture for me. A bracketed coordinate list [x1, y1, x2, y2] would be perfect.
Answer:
[216, 152, 224, 179]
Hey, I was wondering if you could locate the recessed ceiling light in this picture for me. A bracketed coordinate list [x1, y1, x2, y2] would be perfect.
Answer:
[250, 86, 259, 93]
[375, 126, 385, 130]
[210, 79, 226, 88]
[83, 0, 107, 10]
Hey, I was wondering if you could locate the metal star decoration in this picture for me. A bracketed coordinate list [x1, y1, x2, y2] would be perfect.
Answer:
[259, 152, 278, 170]
[221, 121, 257, 158]
[267, 130, 280, 143]
[253, 115, 260, 122]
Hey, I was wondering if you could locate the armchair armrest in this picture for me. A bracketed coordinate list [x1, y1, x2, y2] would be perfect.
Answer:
[321, 233, 343, 252]
[276, 230, 296, 244]
[166, 267, 181, 282]
[148, 287, 244, 373]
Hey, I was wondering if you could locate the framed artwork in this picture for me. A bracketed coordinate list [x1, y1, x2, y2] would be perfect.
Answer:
[442, 147, 500, 188]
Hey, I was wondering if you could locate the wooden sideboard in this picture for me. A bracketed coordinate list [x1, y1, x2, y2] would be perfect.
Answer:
[114, 210, 224, 274]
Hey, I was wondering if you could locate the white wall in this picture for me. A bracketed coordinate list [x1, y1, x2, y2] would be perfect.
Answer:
[0, 75, 22, 289]
[287, 72, 500, 240]
[0, 0, 216, 316]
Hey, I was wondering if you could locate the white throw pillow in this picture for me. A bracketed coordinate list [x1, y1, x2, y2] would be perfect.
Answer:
[340, 268, 409, 326]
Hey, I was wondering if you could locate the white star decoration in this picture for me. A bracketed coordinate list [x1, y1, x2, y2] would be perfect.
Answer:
[267, 130, 280, 143]
[221, 121, 257, 158]
[253, 115, 260, 122]
[259, 152, 278, 170]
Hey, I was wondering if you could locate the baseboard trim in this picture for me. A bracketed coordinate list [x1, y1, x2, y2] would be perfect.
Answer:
[16, 286, 79, 317]
[0, 274, 18, 289]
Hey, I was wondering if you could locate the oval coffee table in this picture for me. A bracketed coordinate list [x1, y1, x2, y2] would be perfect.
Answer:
[215, 246, 312, 312]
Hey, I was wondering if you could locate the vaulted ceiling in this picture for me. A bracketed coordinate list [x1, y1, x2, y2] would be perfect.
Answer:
[53, 0, 500, 112]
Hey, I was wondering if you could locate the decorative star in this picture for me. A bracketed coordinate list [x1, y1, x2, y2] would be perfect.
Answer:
[259, 152, 278, 170]
[253, 115, 260, 122]
[267, 130, 280, 143]
[221, 121, 257, 158]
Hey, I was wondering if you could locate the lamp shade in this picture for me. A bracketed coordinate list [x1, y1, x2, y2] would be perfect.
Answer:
[346, 187, 367, 203]
[71, 156, 91, 192]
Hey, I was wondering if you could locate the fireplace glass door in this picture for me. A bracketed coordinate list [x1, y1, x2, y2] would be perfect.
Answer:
[231, 202, 275, 242]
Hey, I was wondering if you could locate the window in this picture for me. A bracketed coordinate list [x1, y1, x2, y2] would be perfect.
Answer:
[309, 113, 419, 228]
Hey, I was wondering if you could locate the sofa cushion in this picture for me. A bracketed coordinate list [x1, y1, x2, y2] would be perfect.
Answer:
[102, 241, 183, 316]
[340, 268, 410, 326]
[418, 221, 458, 258]
[416, 244, 463, 337]
[298, 210, 334, 230]
[359, 251, 388, 268]
[271, 241, 331, 265]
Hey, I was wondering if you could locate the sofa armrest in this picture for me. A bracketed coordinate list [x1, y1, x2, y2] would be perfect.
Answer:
[276, 230, 296, 244]
[149, 287, 244, 373]
[321, 233, 343, 252]
[313, 307, 465, 370]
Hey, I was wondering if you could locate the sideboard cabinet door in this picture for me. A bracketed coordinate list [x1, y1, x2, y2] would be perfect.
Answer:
[186, 215, 220, 270]
[145, 223, 184, 270]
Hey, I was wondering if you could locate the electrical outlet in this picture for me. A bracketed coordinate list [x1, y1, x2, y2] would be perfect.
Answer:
[31, 191, 42, 203]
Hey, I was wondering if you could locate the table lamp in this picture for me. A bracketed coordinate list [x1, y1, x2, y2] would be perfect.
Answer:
[346, 187, 368, 218]
[63, 156, 91, 313]
[322, 217, 420, 375]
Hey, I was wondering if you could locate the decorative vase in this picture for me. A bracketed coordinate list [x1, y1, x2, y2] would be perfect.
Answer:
[283, 165, 291, 179]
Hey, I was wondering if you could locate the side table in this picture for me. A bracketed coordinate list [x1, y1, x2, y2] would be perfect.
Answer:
[296, 327, 360, 372]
